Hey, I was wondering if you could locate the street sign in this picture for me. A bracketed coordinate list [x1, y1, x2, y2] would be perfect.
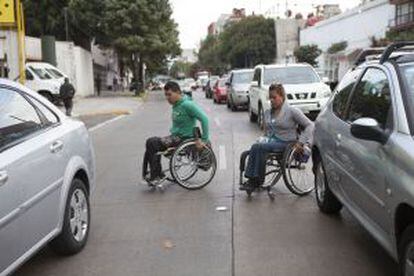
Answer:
[0, 0, 16, 26]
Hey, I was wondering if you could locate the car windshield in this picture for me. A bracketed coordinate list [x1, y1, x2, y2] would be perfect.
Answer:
[233, 71, 254, 84]
[218, 79, 227, 87]
[45, 68, 64, 78]
[264, 67, 320, 85]
[401, 63, 414, 99]
[29, 66, 52, 80]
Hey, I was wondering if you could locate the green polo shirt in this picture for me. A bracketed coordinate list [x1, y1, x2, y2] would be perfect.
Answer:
[170, 96, 209, 142]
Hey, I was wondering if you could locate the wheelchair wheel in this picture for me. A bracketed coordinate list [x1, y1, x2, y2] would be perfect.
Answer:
[261, 154, 283, 189]
[170, 140, 217, 190]
[282, 144, 314, 196]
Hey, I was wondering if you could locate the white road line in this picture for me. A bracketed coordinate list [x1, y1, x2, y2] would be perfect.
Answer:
[89, 115, 127, 132]
[214, 117, 221, 127]
[219, 145, 227, 170]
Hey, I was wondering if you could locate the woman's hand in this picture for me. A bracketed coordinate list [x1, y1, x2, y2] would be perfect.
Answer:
[294, 142, 304, 155]
[195, 139, 205, 151]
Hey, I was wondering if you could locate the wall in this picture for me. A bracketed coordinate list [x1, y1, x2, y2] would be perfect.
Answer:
[275, 19, 305, 64]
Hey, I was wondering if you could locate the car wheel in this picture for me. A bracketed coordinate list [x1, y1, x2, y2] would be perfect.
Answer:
[258, 105, 265, 129]
[227, 99, 231, 109]
[249, 104, 257, 122]
[399, 225, 414, 276]
[314, 157, 342, 214]
[50, 178, 90, 255]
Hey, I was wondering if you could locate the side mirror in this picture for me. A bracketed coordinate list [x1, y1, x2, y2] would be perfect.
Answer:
[26, 74, 34, 81]
[251, 80, 259, 87]
[350, 118, 388, 144]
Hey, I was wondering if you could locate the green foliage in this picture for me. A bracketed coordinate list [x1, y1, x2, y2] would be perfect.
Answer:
[170, 61, 193, 78]
[386, 29, 414, 42]
[197, 35, 226, 75]
[219, 16, 276, 68]
[294, 45, 322, 67]
[327, 41, 348, 54]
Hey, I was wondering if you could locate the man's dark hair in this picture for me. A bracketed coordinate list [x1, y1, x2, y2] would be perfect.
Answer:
[164, 81, 181, 93]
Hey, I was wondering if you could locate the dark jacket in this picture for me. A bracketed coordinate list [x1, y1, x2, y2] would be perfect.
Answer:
[60, 82, 76, 99]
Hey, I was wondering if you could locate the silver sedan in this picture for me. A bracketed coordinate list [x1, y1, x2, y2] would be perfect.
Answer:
[0, 79, 96, 275]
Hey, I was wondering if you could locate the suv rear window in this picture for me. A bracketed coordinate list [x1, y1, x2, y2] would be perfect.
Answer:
[401, 64, 414, 100]
[264, 67, 319, 85]
[233, 71, 254, 84]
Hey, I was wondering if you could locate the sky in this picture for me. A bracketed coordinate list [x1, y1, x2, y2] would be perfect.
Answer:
[170, 0, 362, 50]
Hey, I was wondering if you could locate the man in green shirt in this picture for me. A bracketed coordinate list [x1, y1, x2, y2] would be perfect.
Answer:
[143, 81, 210, 182]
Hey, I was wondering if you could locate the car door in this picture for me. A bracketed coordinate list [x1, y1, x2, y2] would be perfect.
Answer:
[338, 67, 393, 232]
[319, 68, 362, 196]
[250, 68, 261, 113]
[0, 87, 66, 272]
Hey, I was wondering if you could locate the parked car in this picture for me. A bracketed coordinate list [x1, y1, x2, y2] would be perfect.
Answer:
[205, 75, 219, 99]
[0, 78, 96, 275]
[177, 79, 193, 99]
[312, 42, 414, 275]
[226, 69, 254, 111]
[24, 62, 69, 104]
[213, 78, 228, 104]
[248, 63, 332, 127]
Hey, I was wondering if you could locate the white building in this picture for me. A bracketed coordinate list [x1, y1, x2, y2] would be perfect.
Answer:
[0, 31, 95, 97]
[274, 19, 306, 64]
[177, 49, 197, 63]
[300, 0, 395, 82]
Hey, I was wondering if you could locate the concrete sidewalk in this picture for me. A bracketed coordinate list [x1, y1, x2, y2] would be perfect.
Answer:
[60, 90, 145, 117]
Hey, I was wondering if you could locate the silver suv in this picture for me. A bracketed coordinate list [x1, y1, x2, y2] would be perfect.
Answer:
[226, 69, 254, 111]
[312, 42, 414, 275]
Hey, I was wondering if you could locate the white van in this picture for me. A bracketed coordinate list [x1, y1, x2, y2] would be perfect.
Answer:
[24, 62, 68, 104]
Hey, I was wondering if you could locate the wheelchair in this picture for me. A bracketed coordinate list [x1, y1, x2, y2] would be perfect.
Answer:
[239, 142, 314, 200]
[142, 128, 217, 190]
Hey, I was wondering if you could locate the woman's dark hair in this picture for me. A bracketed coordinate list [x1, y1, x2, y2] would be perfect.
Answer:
[269, 83, 286, 101]
[164, 81, 181, 93]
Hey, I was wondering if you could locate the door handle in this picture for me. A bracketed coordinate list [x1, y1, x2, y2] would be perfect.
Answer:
[50, 141, 64, 153]
[0, 171, 8, 187]
[335, 133, 342, 147]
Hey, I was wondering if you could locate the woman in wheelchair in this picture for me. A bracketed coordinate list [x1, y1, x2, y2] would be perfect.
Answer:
[143, 81, 210, 184]
[240, 83, 314, 193]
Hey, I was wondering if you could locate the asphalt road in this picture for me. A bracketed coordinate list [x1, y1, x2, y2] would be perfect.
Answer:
[14, 90, 398, 276]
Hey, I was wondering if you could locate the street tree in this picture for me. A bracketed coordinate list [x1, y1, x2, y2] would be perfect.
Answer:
[197, 35, 226, 75]
[294, 45, 322, 67]
[103, 0, 180, 93]
[219, 16, 276, 68]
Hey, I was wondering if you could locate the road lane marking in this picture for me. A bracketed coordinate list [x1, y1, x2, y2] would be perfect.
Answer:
[219, 145, 227, 170]
[214, 117, 221, 127]
[89, 115, 127, 132]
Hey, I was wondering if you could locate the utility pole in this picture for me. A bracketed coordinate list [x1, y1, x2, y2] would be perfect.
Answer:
[64, 7, 69, 41]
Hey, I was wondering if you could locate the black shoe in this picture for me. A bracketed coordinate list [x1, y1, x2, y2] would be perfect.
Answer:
[239, 179, 257, 191]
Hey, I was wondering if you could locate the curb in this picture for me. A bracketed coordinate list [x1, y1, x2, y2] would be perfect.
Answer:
[74, 109, 131, 118]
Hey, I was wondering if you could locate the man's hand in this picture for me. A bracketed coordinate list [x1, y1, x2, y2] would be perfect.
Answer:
[195, 139, 205, 151]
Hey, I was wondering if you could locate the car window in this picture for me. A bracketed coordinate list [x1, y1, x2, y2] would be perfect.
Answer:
[0, 88, 42, 150]
[25, 69, 34, 80]
[332, 68, 362, 119]
[28, 95, 59, 125]
[347, 68, 393, 129]
[253, 68, 261, 84]
[29, 66, 52, 80]
[233, 71, 254, 84]
[264, 66, 319, 85]
[400, 63, 414, 102]
[45, 68, 64, 78]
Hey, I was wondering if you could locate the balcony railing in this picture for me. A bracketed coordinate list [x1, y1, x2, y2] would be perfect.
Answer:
[389, 12, 414, 29]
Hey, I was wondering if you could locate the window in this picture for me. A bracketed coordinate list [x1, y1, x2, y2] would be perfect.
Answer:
[0, 88, 42, 149]
[332, 68, 362, 119]
[45, 68, 64, 78]
[347, 68, 393, 129]
[28, 66, 52, 80]
[263, 66, 319, 85]
[29, 96, 59, 125]
[253, 68, 261, 84]
[233, 71, 254, 84]
[25, 69, 34, 80]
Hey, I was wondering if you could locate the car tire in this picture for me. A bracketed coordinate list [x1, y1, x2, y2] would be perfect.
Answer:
[227, 99, 231, 109]
[249, 104, 257, 122]
[258, 105, 265, 129]
[50, 178, 90, 255]
[314, 157, 342, 214]
[399, 225, 414, 276]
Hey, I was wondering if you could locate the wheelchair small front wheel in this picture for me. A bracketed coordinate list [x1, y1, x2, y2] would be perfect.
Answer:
[170, 140, 217, 190]
[282, 144, 314, 196]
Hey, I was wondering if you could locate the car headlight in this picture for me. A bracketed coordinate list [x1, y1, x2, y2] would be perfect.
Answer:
[322, 89, 332, 98]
